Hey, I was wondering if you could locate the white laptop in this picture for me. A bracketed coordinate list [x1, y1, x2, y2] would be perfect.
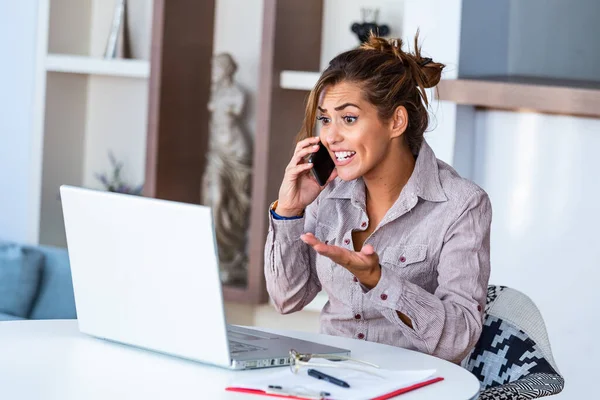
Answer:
[59, 185, 349, 370]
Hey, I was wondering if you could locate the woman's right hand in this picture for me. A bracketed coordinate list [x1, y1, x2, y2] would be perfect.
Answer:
[275, 137, 338, 217]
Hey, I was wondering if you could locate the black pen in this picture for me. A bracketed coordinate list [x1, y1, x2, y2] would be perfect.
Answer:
[307, 368, 351, 388]
[267, 385, 331, 397]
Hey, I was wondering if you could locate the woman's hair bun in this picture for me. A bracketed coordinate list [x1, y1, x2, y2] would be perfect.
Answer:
[360, 31, 444, 89]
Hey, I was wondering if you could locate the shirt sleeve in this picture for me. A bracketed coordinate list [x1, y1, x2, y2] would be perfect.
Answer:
[363, 189, 492, 363]
[264, 200, 321, 314]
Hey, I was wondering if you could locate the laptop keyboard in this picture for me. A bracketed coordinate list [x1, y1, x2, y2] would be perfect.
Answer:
[229, 340, 265, 354]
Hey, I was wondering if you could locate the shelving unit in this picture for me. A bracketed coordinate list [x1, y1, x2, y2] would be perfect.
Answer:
[34, 0, 153, 247]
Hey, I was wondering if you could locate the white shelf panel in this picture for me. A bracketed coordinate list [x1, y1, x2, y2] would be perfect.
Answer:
[45, 54, 150, 79]
[280, 70, 320, 91]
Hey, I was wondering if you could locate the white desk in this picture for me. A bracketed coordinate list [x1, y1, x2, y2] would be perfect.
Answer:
[0, 320, 480, 399]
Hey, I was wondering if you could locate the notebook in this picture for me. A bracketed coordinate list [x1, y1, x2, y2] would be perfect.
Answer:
[226, 359, 443, 399]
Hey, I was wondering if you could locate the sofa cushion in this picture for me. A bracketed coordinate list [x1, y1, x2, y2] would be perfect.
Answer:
[28, 244, 76, 320]
[0, 312, 25, 321]
[0, 244, 44, 318]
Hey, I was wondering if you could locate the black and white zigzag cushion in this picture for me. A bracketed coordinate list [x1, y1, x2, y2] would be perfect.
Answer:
[464, 286, 564, 399]
[464, 316, 558, 389]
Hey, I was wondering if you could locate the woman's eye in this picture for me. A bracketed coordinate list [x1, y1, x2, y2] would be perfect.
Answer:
[316, 116, 331, 125]
[343, 116, 358, 124]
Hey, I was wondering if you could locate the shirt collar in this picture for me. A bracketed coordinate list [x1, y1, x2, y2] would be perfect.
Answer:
[325, 140, 447, 203]
[409, 140, 447, 203]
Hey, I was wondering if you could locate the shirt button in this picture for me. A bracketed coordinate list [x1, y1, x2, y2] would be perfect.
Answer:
[353, 276, 358, 283]
[477, 305, 482, 312]
[354, 314, 361, 320]
[357, 333, 365, 339]
[360, 222, 367, 228]
[380, 293, 388, 301]
[344, 238, 350, 245]
[399, 256, 406, 263]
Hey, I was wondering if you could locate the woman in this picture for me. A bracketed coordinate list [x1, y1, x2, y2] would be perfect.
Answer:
[264, 35, 491, 364]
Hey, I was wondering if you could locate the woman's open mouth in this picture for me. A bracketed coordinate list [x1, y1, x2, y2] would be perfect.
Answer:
[334, 151, 356, 166]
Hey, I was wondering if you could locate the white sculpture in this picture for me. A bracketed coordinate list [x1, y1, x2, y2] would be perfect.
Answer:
[202, 53, 253, 285]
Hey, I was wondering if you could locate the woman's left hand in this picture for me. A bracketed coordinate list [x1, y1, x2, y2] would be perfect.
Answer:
[300, 233, 381, 289]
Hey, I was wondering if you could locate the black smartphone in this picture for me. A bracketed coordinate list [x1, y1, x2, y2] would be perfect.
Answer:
[308, 142, 335, 186]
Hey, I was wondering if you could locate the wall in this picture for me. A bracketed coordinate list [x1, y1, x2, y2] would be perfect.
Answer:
[508, 0, 600, 81]
[402, 0, 463, 164]
[0, 1, 43, 244]
[458, 0, 510, 77]
[212, 0, 265, 143]
[320, 0, 404, 71]
[470, 110, 599, 399]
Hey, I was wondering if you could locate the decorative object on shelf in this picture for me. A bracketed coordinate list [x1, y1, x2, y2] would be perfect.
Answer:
[351, 8, 390, 44]
[201, 53, 253, 286]
[95, 151, 143, 195]
[104, 0, 131, 59]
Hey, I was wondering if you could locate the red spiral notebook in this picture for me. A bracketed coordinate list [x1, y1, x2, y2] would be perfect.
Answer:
[226, 376, 443, 399]
[225, 366, 444, 400]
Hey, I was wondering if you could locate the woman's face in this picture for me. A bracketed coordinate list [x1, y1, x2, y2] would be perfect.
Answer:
[317, 81, 403, 181]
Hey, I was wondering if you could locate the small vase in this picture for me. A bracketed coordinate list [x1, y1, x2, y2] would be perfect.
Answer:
[351, 8, 390, 44]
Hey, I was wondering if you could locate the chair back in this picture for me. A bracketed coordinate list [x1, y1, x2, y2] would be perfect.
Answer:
[462, 285, 564, 399]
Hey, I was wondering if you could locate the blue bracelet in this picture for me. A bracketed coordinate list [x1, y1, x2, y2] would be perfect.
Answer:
[270, 208, 303, 220]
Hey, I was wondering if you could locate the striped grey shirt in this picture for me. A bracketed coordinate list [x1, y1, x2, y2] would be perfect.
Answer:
[264, 141, 492, 363]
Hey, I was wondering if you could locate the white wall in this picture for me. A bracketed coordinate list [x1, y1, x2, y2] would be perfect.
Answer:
[320, 0, 404, 71]
[213, 0, 264, 143]
[402, 0, 463, 164]
[471, 110, 599, 399]
[0, 1, 42, 244]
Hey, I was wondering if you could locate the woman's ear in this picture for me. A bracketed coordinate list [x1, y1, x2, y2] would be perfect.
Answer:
[390, 106, 408, 139]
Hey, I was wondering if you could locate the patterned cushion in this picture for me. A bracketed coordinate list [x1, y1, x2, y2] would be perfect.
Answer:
[463, 285, 564, 399]
[464, 316, 557, 388]
[478, 373, 565, 400]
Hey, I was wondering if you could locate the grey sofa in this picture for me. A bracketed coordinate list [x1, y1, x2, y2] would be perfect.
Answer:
[0, 241, 77, 321]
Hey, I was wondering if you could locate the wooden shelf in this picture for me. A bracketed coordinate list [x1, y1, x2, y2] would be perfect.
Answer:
[436, 76, 600, 118]
[46, 54, 150, 79]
